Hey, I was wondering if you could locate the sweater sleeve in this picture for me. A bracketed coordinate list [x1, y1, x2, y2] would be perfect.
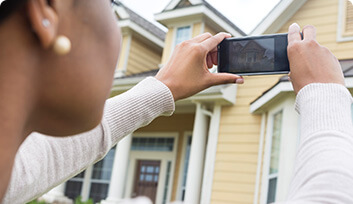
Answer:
[2, 77, 175, 204]
[279, 83, 353, 204]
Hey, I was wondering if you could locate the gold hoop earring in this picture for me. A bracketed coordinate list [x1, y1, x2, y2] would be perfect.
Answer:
[53, 35, 71, 55]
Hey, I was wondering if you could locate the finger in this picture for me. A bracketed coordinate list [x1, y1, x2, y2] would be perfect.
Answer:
[190, 32, 213, 43]
[208, 73, 244, 86]
[202, 32, 231, 52]
[288, 23, 302, 44]
[302, 25, 316, 41]
[207, 53, 213, 68]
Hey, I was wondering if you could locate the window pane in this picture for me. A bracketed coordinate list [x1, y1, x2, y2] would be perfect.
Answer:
[162, 161, 172, 204]
[89, 183, 109, 203]
[131, 137, 174, 152]
[181, 136, 192, 201]
[269, 111, 283, 174]
[65, 180, 83, 200]
[175, 26, 191, 46]
[92, 147, 115, 181]
[267, 177, 277, 204]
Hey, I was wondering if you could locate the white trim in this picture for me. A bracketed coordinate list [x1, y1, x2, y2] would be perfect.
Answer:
[171, 24, 194, 55]
[253, 113, 267, 204]
[259, 107, 283, 204]
[250, 82, 293, 114]
[251, 0, 307, 35]
[176, 132, 192, 201]
[345, 77, 353, 87]
[200, 105, 222, 204]
[276, 97, 298, 201]
[337, 0, 353, 42]
[112, 79, 238, 106]
[118, 20, 165, 48]
[155, 5, 244, 36]
[258, 97, 299, 204]
[251, 78, 353, 114]
[164, 0, 203, 11]
[115, 34, 132, 78]
[81, 166, 93, 201]
[124, 132, 178, 204]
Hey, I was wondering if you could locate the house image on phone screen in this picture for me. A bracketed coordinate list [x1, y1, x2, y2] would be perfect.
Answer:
[42, 0, 353, 204]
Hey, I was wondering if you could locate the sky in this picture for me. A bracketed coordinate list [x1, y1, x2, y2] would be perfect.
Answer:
[120, 0, 281, 34]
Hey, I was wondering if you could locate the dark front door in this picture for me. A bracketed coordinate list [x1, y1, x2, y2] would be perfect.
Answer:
[133, 160, 161, 203]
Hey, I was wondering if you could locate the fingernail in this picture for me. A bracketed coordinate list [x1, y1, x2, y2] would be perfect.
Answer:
[236, 78, 244, 84]
[290, 23, 300, 30]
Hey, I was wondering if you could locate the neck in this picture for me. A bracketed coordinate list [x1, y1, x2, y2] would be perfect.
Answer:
[0, 14, 39, 201]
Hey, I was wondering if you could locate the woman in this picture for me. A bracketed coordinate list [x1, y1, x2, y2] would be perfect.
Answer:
[0, 0, 243, 203]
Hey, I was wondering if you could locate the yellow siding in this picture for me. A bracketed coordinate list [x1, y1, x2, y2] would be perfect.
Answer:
[137, 113, 195, 201]
[125, 36, 162, 75]
[161, 27, 175, 65]
[211, 75, 281, 204]
[277, 0, 353, 60]
[116, 35, 130, 72]
[192, 22, 203, 37]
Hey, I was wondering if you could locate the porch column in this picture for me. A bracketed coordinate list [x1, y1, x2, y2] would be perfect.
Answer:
[184, 103, 209, 204]
[41, 183, 72, 204]
[101, 134, 133, 204]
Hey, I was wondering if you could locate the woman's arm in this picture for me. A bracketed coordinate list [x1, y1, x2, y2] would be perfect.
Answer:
[3, 77, 175, 204]
[283, 84, 353, 204]
[279, 24, 353, 203]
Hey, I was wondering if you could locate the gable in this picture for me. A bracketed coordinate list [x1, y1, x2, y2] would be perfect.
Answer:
[175, 0, 192, 9]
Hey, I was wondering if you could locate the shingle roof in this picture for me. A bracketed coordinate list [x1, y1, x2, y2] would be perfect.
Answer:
[112, 1, 166, 41]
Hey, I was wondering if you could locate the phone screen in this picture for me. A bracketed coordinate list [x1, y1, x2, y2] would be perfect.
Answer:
[228, 38, 275, 73]
[218, 34, 289, 75]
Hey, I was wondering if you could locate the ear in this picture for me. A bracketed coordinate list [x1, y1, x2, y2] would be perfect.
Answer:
[27, 0, 58, 49]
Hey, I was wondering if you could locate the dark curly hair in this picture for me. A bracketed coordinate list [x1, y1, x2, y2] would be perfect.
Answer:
[0, 0, 29, 23]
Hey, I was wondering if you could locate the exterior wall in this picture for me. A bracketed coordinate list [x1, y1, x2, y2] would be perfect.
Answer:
[136, 113, 195, 202]
[116, 35, 130, 72]
[126, 36, 162, 75]
[204, 24, 218, 35]
[161, 27, 175, 65]
[277, 0, 353, 60]
[211, 75, 281, 204]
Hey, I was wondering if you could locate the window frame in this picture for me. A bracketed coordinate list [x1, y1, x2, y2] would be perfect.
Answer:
[259, 96, 300, 204]
[337, 0, 353, 42]
[64, 146, 116, 202]
[173, 25, 193, 47]
[176, 132, 193, 201]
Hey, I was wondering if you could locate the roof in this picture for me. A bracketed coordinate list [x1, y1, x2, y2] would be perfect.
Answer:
[115, 69, 160, 80]
[156, 0, 246, 36]
[251, 59, 353, 106]
[112, 1, 166, 41]
[251, 0, 308, 35]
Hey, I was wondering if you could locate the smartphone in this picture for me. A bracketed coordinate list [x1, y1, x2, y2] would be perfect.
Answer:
[218, 33, 289, 76]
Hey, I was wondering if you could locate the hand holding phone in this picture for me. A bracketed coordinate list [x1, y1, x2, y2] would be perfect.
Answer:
[218, 34, 290, 75]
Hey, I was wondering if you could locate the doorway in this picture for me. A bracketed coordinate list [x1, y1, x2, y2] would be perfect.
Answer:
[133, 160, 161, 203]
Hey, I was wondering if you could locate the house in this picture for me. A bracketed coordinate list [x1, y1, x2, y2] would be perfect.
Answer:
[42, 0, 353, 204]
[250, 0, 353, 203]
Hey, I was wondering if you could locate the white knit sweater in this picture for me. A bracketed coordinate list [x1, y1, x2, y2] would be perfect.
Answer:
[2, 78, 353, 204]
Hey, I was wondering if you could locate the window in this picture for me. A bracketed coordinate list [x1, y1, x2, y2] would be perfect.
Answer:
[338, 0, 353, 41]
[267, 111, 283, 204]
[131, 137, 175, 152]
[162, 161, 172, 204]
[65, 147, 116, 203]
[180, 136, 192, 201]
[175, 26, 191, 46]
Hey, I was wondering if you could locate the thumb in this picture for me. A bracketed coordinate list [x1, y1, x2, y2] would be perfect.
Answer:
[208, 73, 244, 86]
